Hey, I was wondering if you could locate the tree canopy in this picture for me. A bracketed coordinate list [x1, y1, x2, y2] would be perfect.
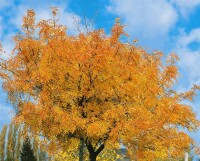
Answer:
[0, 8, 199, 161]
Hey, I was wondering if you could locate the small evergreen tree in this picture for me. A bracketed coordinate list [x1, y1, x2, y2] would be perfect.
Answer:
[20, 137, 37, 161]
[6, 156, 14, 161]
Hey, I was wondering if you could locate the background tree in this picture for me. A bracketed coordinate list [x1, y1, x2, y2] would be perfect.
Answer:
[38, 150, 47, 161]
[34, 136, 49, 161]
[12, 123, 19, 159]
[20, 137, 37, 161]
[0, 125, 7, 161]
[15, 126, 22, 161]
[0, 123, 52, 161]
[7, 123, 14, 160]
[0, 8, 199, 161]
[33, 135, 41, 161]
[6, 123, 20, 161]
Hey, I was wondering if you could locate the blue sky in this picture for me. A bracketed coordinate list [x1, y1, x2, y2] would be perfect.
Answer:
[1, 0, 200, 157]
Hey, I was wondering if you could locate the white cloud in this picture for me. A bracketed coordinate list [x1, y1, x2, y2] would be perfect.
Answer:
[107, 0, 178, 50]
[107, 0, 178, 38]
[170, 0, 200, 17]
[177, 48, 200, 80]
[177, 28, 200, 47]
[173, 28, 200, 91]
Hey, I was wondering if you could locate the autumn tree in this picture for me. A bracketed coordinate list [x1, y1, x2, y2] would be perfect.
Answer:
[0, 9, 199, 161]
[0, 125, 7, 160]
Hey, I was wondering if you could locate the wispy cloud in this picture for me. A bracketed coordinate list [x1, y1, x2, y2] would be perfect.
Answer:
[107, 0, 178, 50]
[177, 28, 200, 47]
[174, 28, 200, 82]
[170, 0, 200, 17]
[107, 0, 177, 36]
[106, 0, 200, 51]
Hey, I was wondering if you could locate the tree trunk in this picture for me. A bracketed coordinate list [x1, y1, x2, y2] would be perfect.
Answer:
[79, 138, 84, 161]
[89, 153, 97, 161]
[85, 140, 104, 161]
